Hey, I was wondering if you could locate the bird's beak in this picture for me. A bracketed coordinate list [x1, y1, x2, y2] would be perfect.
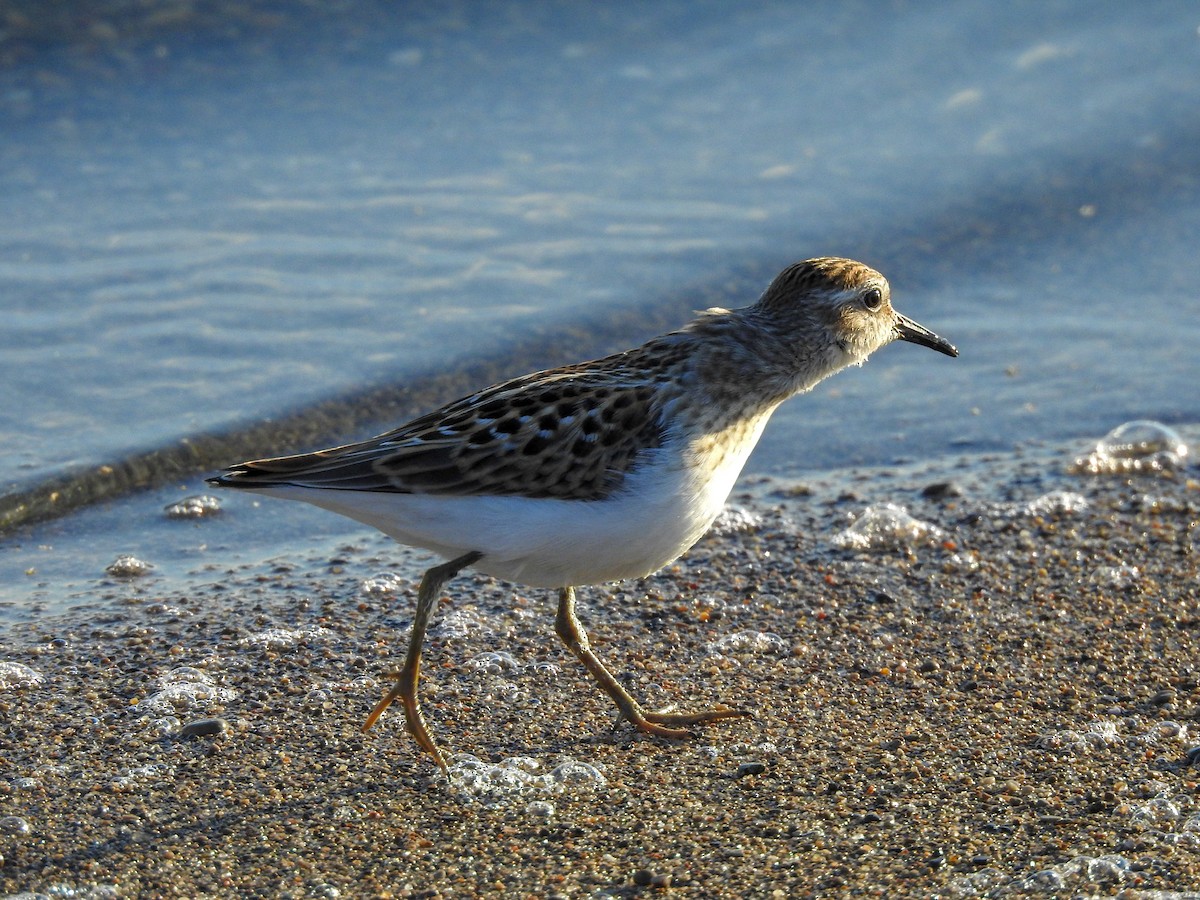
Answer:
[895, 313, 958, 357]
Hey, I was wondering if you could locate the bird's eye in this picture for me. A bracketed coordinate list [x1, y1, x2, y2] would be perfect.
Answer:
[862, 288, 883, 311]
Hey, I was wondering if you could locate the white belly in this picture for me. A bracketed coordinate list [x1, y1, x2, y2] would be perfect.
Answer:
[248, 411, 775, 588]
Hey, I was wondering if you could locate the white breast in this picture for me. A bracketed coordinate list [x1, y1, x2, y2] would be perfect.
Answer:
[251, 408, 777, 589]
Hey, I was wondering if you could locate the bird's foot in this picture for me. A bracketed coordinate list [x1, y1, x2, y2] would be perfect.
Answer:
[362, 669, 449, 775]
[627, 704, 751, 739]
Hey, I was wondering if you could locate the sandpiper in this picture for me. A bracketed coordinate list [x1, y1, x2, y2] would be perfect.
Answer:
[209, 257, 957, 771]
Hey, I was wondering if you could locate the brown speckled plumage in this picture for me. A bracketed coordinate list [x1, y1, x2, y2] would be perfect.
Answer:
[234, 347, 686, 501]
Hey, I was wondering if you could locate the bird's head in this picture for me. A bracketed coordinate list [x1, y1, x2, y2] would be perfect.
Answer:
[754, 257, 958, 367]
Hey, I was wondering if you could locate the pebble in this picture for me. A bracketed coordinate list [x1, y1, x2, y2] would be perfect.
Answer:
[921, 481, 963, 500]
[178, 717, 229, 738]
[632, 869, 672, 888]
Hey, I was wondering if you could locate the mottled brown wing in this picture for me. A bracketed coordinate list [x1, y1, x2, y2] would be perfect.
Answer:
[213, 354, 673, 502]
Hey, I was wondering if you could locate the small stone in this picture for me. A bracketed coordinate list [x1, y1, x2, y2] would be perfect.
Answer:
[922, 482, 963, 500]
[736, 762, 767, 778]
[628, 868, 673, 889]
[178, 718, 228, 738]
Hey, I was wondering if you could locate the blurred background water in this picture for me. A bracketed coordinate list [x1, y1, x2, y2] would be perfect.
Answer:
[1, 1, 1198, 616]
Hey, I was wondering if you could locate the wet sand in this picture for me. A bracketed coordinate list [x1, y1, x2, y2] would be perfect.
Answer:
[2, 433, 1199, 898]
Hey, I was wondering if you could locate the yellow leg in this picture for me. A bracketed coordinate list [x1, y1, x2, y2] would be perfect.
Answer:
[362, 551, 482, 773]
[554, 586, 748, 738]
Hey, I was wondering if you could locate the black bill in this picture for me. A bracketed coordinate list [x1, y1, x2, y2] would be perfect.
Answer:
[895, 313, 958, 357]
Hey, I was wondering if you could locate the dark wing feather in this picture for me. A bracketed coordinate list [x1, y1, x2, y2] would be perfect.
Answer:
[210, 348, 681, 502]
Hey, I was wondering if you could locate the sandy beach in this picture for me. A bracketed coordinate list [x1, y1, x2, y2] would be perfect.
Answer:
[2, 431, 1199, 898]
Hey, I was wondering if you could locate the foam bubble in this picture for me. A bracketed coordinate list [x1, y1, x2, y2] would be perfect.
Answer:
[2, 885, 119, 899]
[1076, 854, 1130, 884]
[157, 666, 211, 686]
[1132, 797, 1181, 825]
[109, 763, 170, 792]
[163, 494, 222, 519]
[140, 716, 182, 740]
[1143, 720, 1189, 745]
[949, 869, 1007, 896]
[0, 661, 45, 690]
[1019, 868, 1066, 892]
[710, 506, 764, 536]
[0, 815, 32, 836]
[359, 572, 405, 595]
[1034, 719, 1120, 753]
[548, 760, 607, 786]
[430, 609, 489, 640]
[447, 754, 606, 805]
[237, 625, 333, 650]
[465, 651, 522, 675]
[1017, 854, 1130, 892]
[1022, 490, 1089, 517]
[832, 503, 945, 551]
[303, 688, 334, 710]
[1070, 420, 1188, 475]
[138, 683, 236, 716]
[685, 593, 729, 623]
[105, 554, 153, 578]
[942, 552, 981, 573]
[706, 630, 787, 657]
[1089, 564, 1140, 588]
[137, 667, 237, 716]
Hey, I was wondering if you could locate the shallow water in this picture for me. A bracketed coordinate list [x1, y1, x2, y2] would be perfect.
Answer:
[1, 2, 1199, 614]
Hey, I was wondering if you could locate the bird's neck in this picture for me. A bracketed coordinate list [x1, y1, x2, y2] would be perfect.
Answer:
[685, 309, 839, 410]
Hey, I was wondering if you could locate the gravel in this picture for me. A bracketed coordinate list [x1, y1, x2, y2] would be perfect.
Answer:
[2, 434, 1199, 898]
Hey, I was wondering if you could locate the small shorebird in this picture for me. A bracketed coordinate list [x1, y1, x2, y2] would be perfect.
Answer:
[209, 257, 957, 771]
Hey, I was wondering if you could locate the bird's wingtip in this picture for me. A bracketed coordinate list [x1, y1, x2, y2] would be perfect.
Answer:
[206, 469, 249, 488]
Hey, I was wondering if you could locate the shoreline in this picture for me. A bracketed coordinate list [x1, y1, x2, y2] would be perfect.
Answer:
[2, 431, 1199, 897]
